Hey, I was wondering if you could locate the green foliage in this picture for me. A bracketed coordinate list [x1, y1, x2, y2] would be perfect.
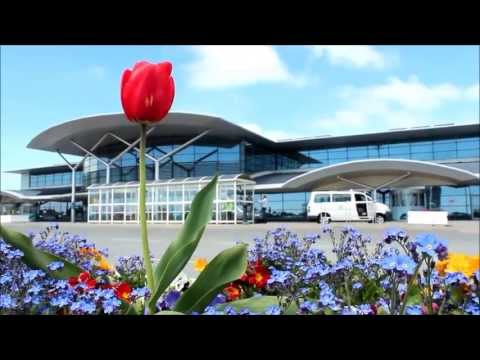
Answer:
[0, 225, 83, 280]
[174, 244, 248, 314]
[217, 295, 298, 314]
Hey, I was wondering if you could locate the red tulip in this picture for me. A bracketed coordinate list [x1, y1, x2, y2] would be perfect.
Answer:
[120, 61, 175, 123]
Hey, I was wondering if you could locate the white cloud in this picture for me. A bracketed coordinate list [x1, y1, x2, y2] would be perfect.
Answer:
[465, 83, 479, 100]
[186, 46, 304, 89]
[310, 45, 386, 69]
[238, 122, 305, 141]
[312, 76, 478, 134]
[86, 65, 107, 79]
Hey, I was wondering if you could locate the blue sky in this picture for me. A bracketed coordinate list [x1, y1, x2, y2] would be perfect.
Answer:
[1, 45, 479, 190]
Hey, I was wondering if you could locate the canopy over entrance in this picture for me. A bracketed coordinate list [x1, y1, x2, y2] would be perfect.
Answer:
[255, 159, 480, 192]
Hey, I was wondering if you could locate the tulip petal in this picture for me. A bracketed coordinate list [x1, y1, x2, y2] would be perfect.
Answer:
[157, 61, 172, 76]
[120, 69, 134, 120]
[133, 61, 150, 72]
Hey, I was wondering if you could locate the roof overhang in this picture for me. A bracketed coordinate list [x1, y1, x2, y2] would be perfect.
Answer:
[255, 159, 480, 192]
[1, 190, 87, 202]
[27, 112, 276, 156]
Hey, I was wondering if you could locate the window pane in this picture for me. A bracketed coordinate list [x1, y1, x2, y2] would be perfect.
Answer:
[126, 189, 138, 203]
[314, 194, 330, 203]
[355, 194, 366, 201]
[347, 147, 368, 159]
[458, 148, 480, 158]
[433, 140, 456, 152]
[184, 185, 199, 201]
[388, 144, 409, 156]
[434, 150, 457, 160]
[125, 205, 137, 221]
[46, 174, 54, 186]
[333, 194, 351, 202]
[168, 186, 183, 202]
[411, 152, 433, 161]
[113, 189, 125, 203]
[411, 141, 433, 153]
[101, 190, 111, 204]
[157, 187, 167, 202]
[328, 148, 347, 159]
[90, 191, 100, 204]
[219, 184, 234, 201]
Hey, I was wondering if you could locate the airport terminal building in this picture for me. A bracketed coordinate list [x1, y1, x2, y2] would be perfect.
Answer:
[1, 113, 479, 223]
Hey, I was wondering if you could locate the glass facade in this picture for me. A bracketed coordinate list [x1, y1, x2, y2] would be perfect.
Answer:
[87, 177, 256, 224]
[255, 185, 480, 221]
[83, 144, 242, 186]
[245, 145, 304, 173]
[16, 131, 479, 223]
[300, 136, 480, 168]
[29, 171, 84, 188]
[254, 192, 309, 220]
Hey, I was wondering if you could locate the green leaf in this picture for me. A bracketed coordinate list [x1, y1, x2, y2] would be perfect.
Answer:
[450, 286, 465, 304]
[361, 280, 384, 303]
[155, 311, 185, 315]
[217, 295, 298, 315]
[123, 300, 144, 315]
[404, 285, 423, 306]
[173, 244, 248, 314]
[0, 225, 83, 280]
[148, 176, 218, 312]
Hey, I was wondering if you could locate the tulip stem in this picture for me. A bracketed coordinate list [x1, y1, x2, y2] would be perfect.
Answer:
[139, 123, 155, 295]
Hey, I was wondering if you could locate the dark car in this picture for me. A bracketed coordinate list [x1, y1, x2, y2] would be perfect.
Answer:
[448, 212, 473, 220]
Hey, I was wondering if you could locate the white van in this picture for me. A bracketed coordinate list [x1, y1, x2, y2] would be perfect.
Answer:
[307, 190, 391, 224]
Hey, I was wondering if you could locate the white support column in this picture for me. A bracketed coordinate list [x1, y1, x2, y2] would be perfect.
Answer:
[154, 160, 160, 181]
[166, 184, 170, 224]
[215, 181, 219, 224]
[233, 180, 237, 224]
[252, 186, 255, 224]
[71, 168, 76, 222]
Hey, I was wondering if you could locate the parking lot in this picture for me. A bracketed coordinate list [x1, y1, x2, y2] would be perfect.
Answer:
[4, 220, 479, 277]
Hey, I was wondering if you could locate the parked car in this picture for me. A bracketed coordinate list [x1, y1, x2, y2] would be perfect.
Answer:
[307, 190, 391, 224]
[448, 212, 473, 220]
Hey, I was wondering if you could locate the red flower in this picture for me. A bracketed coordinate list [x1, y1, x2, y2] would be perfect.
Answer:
[100, 283, 113, 290]
[68, 276, 79, 287]
[239, 273, 249, 282]
[86, 278, 97, 289]
[249, 263, 270, 289]
[120, 61, 175, 123]
[224, 284, 241, 301]
[114, 282, 132, 302]
[78, 272, 91, 283]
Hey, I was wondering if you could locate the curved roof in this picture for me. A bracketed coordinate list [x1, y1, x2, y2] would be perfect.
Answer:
[255, 159, 480, 192]
[1, 190, 87, 201]
[28, 112, 275, 156]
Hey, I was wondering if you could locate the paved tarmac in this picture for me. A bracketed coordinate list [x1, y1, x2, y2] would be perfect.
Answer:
[5, 220, 479, 277]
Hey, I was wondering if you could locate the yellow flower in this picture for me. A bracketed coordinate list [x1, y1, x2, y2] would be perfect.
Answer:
[193, 257, 208, 272]
[436, 253, 480, 278]
[98, 256, 114, 271]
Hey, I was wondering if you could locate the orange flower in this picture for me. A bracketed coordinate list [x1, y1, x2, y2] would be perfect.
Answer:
[436, 259, 449, 276]
[193, 257, 208, 272]
[224, 285, 241, 301]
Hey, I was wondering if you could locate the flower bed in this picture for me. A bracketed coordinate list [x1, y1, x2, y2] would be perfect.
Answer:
[1, 224, 478, 315]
